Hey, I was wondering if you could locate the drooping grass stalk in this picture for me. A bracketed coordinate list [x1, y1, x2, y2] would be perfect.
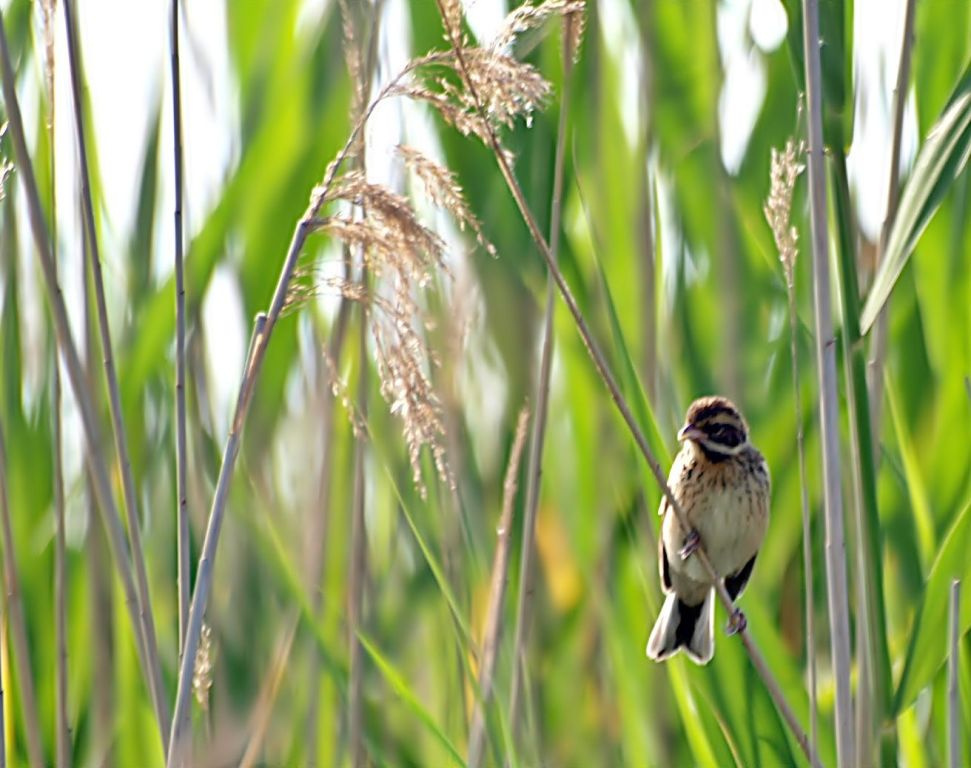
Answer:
[41, 1, 70, 761]
[85, 237, 116, 765]
[947, 579, 962, 768]
[170, 0, 191, 658]
[60, 0, 170, 741]
[0, 8, 169, 751]
[435, 3, 817, 762]
[239, 615, 300, 768]
[869, 0, 917, 447]
[469, 407, 530, 768]
[766, 138, 817, 763]
[800, 1, 854, 764]
[0, 424, 45, 768]
[507, 10, 577, 740]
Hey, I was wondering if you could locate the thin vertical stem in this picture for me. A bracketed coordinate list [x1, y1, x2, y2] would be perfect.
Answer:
[948, 579, 962, 768]
[791, 317, 818, 762]
[85, 247, 115, 765]
[42, 0, 71, 761]
[348, 289, 369, 768]
[801, 0, 854, 764]
[167, 309, 270, 766]
[61, 0, 170, 741]
[170, 0, 191, 659]
[306, 293, 352, 766]
[469, 408, 530, 768]
[508, 10, 576, 739]
[346, 5, 380, 762]
[0, 425, 46, 768]
[239, 615, 300, 768]
[0, 7, 168, 751]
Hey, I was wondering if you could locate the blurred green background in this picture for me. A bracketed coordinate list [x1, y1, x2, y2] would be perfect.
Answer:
[0, 0, 969, 765]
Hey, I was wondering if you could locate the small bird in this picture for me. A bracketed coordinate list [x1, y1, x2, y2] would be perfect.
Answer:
[646, 395, 770, 664]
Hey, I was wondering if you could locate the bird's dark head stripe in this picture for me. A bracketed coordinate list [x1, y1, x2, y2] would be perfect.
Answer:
[682, 395, 749, 451]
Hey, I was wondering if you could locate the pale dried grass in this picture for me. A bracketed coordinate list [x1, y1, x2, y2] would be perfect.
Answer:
[287, 0, 586, 497]
[764, 138, 806, 286]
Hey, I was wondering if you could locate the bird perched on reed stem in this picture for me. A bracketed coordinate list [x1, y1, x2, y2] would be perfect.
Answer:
[646, 396, 770, 664]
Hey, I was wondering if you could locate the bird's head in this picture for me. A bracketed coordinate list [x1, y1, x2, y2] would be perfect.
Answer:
[678, 396, 750, 460]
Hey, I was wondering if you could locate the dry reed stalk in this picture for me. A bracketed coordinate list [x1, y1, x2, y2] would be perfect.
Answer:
[801, 1, 854, 764]
[61, 0, 170, 741]
[39, 0, 71, 761]
[434, 0, 818, 762]
[468, 407, 531, 768]
[0, 7, 170, 752]
[170, 0, 191, 660]
[239, 616, 300, 768]
[764, 138, 817, 762]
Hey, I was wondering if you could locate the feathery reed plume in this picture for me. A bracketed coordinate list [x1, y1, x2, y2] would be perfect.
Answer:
[192, 622, 214, 711]
[386, 46, 551, 145]
[283, 0, 582, 496]
[764, 139, 805, 288]
[289, 163, 455, 496]
[397, 144, 496, 256]
[491, 0, 585, 54]
[439, 0, 463, 41]
[764, 138, 816, 761]
[167, 1, 590, 756]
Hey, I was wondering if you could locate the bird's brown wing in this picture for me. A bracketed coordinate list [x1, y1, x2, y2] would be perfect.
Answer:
[725, 552, 758, 601]
[659, 535, 673, 593]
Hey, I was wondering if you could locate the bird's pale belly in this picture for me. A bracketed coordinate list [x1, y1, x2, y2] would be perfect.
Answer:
[663, 485, 765, 594]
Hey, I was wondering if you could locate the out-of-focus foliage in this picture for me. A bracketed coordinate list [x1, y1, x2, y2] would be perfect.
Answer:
[0, 0, 969, 766]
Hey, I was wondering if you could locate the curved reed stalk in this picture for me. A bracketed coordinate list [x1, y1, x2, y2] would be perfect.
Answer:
[433, 2, 818, 763]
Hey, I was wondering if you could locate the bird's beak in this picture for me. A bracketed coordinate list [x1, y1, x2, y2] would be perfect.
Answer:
[678, 424, 705, 443]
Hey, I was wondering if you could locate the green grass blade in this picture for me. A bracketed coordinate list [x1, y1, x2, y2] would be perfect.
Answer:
[358, 631, 467, 767]
[861, 63, 971, 333]
[894, 499, 971, 713]
[885, 373, 935, 570]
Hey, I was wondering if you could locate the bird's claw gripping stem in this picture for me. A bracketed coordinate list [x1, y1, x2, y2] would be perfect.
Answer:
[678, 529, 701, 560]
[726, 607, 747, 636]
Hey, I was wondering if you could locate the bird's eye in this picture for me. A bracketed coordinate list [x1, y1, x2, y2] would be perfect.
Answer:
[707, 423, 742, 447]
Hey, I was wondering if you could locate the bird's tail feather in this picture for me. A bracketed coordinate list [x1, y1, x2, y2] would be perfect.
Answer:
[646, 590, 714, 665]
